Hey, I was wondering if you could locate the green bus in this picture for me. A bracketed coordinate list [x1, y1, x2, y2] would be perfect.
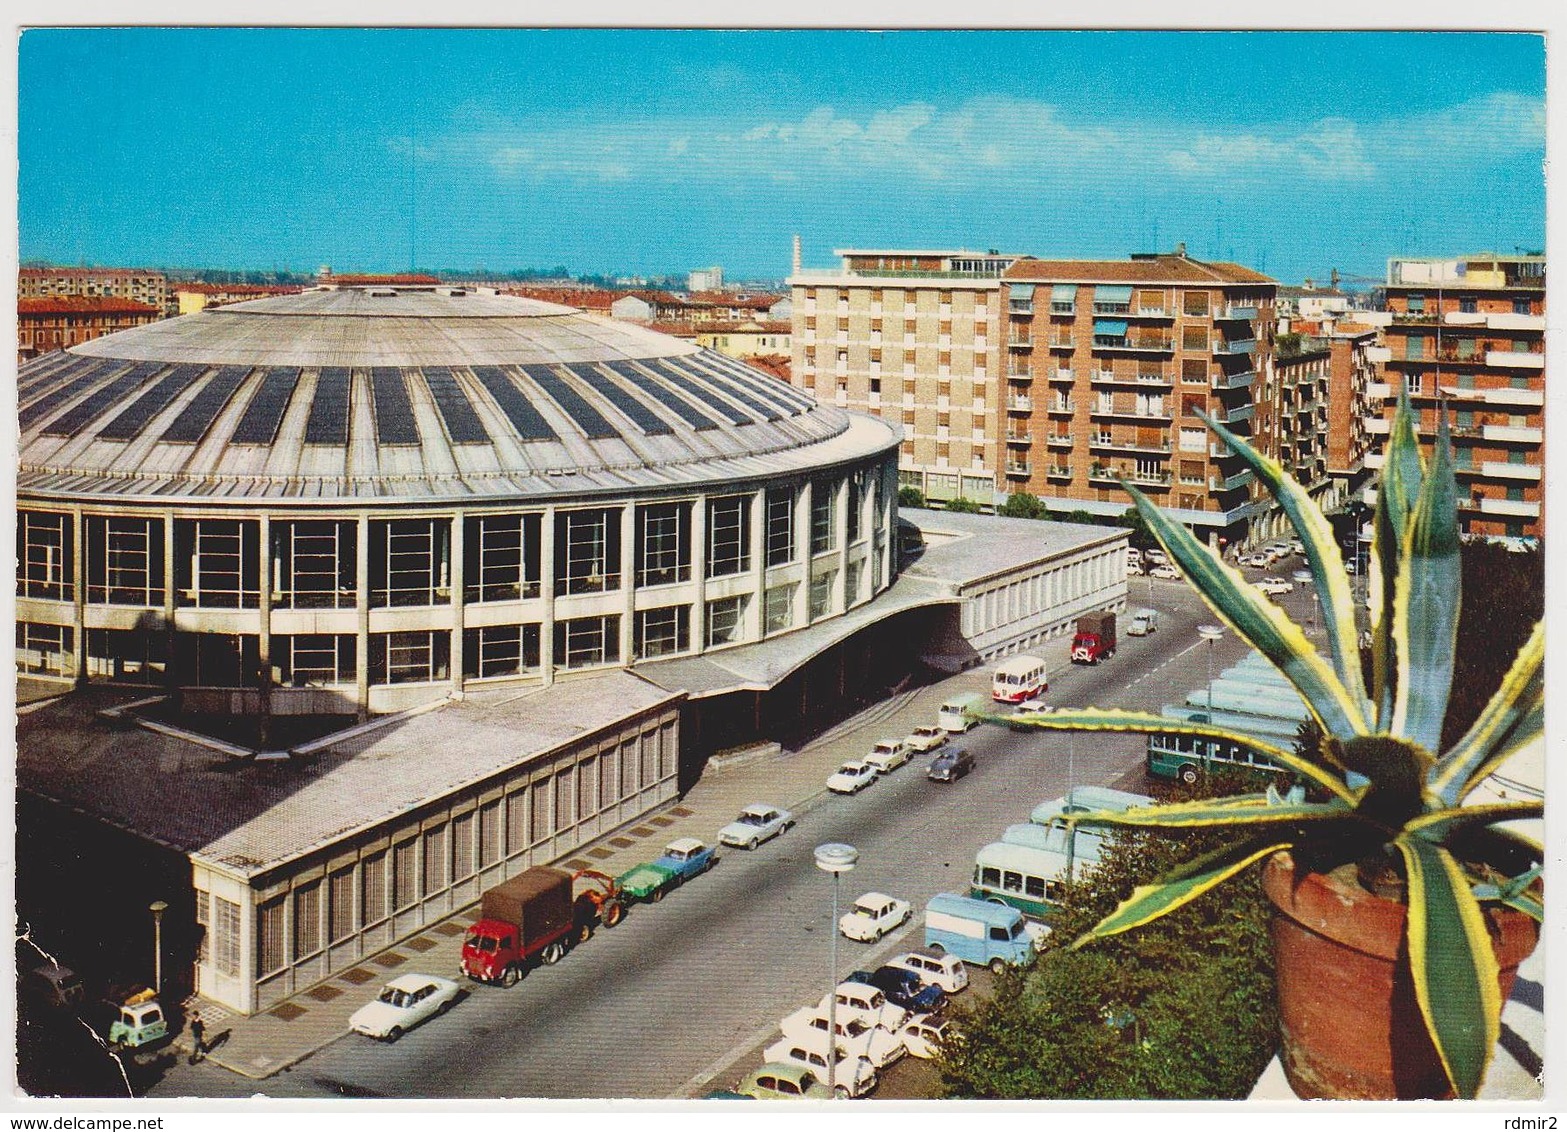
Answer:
[1145, 707, 1299, 785]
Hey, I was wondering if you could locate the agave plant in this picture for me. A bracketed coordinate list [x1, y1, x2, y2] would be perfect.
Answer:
[1007, 393, 1543, 1098]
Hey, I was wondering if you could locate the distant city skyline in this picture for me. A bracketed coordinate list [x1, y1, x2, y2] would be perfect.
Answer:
[19, 28, 1546, 284]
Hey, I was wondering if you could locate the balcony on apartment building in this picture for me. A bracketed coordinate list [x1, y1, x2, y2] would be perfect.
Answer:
[1005, 429, 1032, 446]
[1047, 399, 1075, 416]
[1485, 349, 1544, 370]
[1091, 369, 1173, 389]
[1457, 461, 1542, 483]
[1482, 423, 1544, 444]
[1046, 435, 1074, 449]
[1004, 459, 1033, 479]
[1460, 496, 1542, 520]
[1006, 394, 1034, 413]
[1210, 368, 1256, 390]
[1047, 335, 1076, 351]
[1209, 468, 1255, 492]
[1089, 464, 1172, 488]
[1216, 303, 1259, 321]
[1049, 367, 1075, 384]
[1007, 367, 1033, 382]
[1213, 336, 1257, 356]
[1091, 405, 1174, 424]
[1091, 321, 1174, 353]
[1089, 435, 1173, 457]
[1008, 331, 1034, 349]
[1045, 464, 1072, 480]
[1209, 402, 1255, 425]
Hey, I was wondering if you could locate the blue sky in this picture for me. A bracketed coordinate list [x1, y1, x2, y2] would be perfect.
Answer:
[18, 29, 1546, 284]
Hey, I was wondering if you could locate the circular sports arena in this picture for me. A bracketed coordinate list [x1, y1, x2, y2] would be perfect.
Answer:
[16, 285, 901, 719]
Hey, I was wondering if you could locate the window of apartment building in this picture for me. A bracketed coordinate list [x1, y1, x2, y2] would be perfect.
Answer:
[479, 800, 502, 866]
[464, 513, 542, 602]
[367, 518, 448, 608]
[175, 518, 261, 608]
[636, 502, 691, 587]
[1406, 294, 1425, 313]
[706, 496, 752, 577]
[1406, 337, 1425, 361]
[294, 880, 322, 960]
[869, 376, 881, 394]
[276, 634, 356, 686]
[83, 515, 164, 605]
[554, 615, 621, 669]
[530, 779, 552, 843]
[1459, 297, 1478, 314]
[1405, 372, 1424, 395]
[634, 605, 690, 659]
[369, 630, 450, 685]
[1456, 373, 1475, 390]
[462, 624, 541, 680]
[1181, 325, 1209, 351]
[1511, 374, 1533, 389]
[1181, 395, 1206, 417]
[1513, 298, 1532, 315]
[836, 350, 848, 366]
[1180, 427, 1207, 453]
[1096, 390, 1115, 414]
[706, 595, 747, 647]
[764, 584, 795, 632]
[810, 483, 837, 554]
[1136, 393, 1165, 418]
[17, 511, 73, 601]
[273, 520, 356, 609]
[556, 509, 621, 594]
[1179, 460, 1205, 485]
[809, 571, 837, 620]
[1457, 338, 1475, 360]
[1182, 291, 1210, 316]
[765, 487, 795, 566]
[1181, 359, 1207, 384]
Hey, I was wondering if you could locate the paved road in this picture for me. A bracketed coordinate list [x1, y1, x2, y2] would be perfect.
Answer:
[151, 578, 1250, 1099]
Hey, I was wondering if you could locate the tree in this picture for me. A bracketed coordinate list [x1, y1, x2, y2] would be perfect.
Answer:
[1276, 331, 1305, 358]
[1119, 506, 1157, 550]
[998, 491, 1047, 520]
[946, 496, 983, 514]
[897, 485, 926, 509]
[936, 776, 1278, 1099]
[1066, 509, 1097, 527]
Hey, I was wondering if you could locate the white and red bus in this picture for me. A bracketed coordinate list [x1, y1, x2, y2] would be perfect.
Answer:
[991, 654, 1048, 703]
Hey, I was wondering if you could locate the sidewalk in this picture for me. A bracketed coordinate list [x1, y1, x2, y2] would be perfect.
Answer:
[177, 665, 997, 1081]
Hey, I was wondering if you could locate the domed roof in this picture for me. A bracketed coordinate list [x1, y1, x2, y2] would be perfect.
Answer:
[18, 287, 896, 505]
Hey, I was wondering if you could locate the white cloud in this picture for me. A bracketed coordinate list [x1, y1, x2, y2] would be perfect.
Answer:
[419, 91, 1542, 192]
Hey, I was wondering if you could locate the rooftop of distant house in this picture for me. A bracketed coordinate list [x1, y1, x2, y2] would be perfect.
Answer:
[322, 272, 443, 286]
[18, 296, 163, 315]
[20, 265, 165, 279]
[1005, 251, 1274, 286]
[172, 282, 305, 296]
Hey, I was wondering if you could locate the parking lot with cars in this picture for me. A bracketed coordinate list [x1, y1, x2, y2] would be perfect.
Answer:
[149, 572, 1251, 1101]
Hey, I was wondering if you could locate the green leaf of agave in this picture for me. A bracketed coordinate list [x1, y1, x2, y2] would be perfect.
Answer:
[983, 705, 1355, 803]
[1403, 802, 1545, 845]
[1071, 838, 1291, 948]
[1430, 621, 1545, 805]
[1066, 796, 1359, 831]
[1198, 410, 1370, 722]
[1393, 835, 1502, 1099]
[1390, 409, 1462, 756]
[1370, 389, 1427, 731]
[1122, 481, 1371, 742]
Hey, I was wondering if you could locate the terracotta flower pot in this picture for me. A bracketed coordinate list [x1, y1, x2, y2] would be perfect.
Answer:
[1262, 850, 1538, 1099]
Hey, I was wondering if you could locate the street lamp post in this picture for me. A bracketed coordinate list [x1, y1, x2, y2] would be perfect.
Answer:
[148, 900, 168, 995]
[1291, 569, 1315, 635]
[814, 843, 859, 1098]
[1197, 625, 1225, 785]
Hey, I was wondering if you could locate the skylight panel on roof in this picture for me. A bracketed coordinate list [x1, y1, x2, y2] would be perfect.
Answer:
[98, 364, 206, 441]
[230, 367, 303, 445]
[651, 359, 755, 426]
[603, 360, 719, 431]
[160, 366, 253, 443]
[665, 356, 780, 422]
[420, 367, 490, 445]
[371, 366, 420, 446]
[694, 350, 809, 415]
[17, 356, 119, 425]
[469, 365, 559, 443]
[562, 363, 672, 436]
[519, 364, 618, 440]
[304, 367, 352, 445]
[42, 361, 167, 438]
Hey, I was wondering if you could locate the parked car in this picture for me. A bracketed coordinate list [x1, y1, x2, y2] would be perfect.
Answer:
[899, 1013, 954, 1059]
[1254, 576, 1294, 596]
[818, 980, 909, 1033]
[826, 760, 878, 795]
[927, 748, 975, 782]
[735, 1062, 831, 1100]
[1144, 548, 1168, 566]
[1242, 552, 1272, 568]
[718, 804, 795, 849]
[886, 950, 970, 995]
[904, 725, 949, 753]
[778, 1008, 906, 1069]
[1007, 698, 1054, 731]
[863, 739, 913, 774]
[839, 892, 912, 942]
[1148, 563, 1181, 580]
[1345, 558, 1359, 575]
[759, 1039, 878, 1098]
[349, 974, 461, 1040]
[848, 965, 947, 1014]
[1126, 608, 1158, 636]
[618, 838, 718, 903]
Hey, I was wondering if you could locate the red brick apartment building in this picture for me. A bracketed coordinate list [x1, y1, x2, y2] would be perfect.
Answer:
[1000, 249, 1278, 546]
[17, 296, 162, 362]
[1366, 254, 1545, 541]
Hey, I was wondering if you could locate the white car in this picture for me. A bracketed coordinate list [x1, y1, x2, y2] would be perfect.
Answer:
[760, 1038, 879, 1098]
[863, 739, 913, 774]
[779, 1008, 906, 1069]
[718, 803, 795, 849]
[1143, 548, 1168, 566]
[1254, 576, 1294, 596]
[904, 725, 948, 753]
[349, 973, 461, 1040]
[886, 950, 969, 995]
[900, 1013, 954, 1060]
[1148, 563, 1180, 580]
[819, 980, 909, 1033]
[1242, 552, 1272, 568]
[826, 760, 878, 795]
[839, 892, 913, 942]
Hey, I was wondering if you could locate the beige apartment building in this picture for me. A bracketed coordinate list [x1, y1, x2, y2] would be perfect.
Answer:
[20, 265, 169, 313]
[789, 249, 1021, 509]
[1000, 250, 1279, 547]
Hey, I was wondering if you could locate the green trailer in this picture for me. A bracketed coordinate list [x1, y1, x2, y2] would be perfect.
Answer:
[617, 861, 678, 903]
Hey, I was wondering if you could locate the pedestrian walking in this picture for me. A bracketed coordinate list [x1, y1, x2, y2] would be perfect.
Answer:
[189, 1011, 206, 1064]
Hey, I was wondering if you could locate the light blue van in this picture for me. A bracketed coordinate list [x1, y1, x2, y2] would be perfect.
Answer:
[923, 893, 1044, 973]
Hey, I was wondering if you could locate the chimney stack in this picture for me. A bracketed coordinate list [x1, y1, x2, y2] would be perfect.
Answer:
[1175, 242, 1186, 258]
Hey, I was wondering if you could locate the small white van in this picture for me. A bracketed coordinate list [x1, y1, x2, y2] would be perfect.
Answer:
[1127, 608, 1159, 636]
[937, 692, 986, 733]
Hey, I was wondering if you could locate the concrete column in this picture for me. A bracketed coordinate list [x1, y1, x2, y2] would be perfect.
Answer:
[355, 515, 370, 720]
[450, 512, 465, 697]
[539, 507, 556, 686]
[163, 515, 177, 692]
[795, 479, 813, 628]
[257, 515, 272, 721]
[747, 490, 765, 640]
[834, 475, 850, 613]
[71, 509, 86, 685]
[691, 496, 708, 650]
[620, 506, 635, 664]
